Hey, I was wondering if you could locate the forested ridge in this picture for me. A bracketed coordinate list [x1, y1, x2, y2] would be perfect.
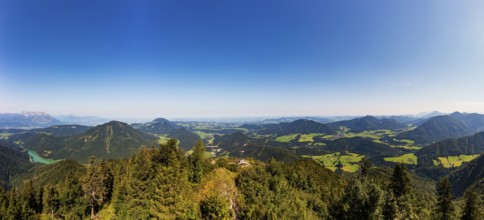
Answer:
[1, 139, 482, 219]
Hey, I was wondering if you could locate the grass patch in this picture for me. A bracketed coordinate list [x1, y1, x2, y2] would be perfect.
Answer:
[303, 152, 364, 173]
[97, 203, 115, 220]
[156, 134, 172, 144]
[185, 150, 213, 159]
[395, 139, 415, 145]
[433, 160, 439, 166]
[389, 145, 422, 150]
[384, 153, 418, 165]
[298, 133, 325, 142]
[322, 129, 397, 141]
[436, 154, 480, 168]
[0, 133, 12, 139]
[275, 134, 299, 142]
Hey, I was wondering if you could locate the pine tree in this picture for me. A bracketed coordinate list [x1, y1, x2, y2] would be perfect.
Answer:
[461, 190, 481, 220]
[389, 163, 410, 199]
[43, 185, 60, 219]
[334, 179, 383, 220]
[122, 148, 154, 219]
[0, 186, 6, 215]
[383, 163, 418, 220]
[435, 177, 454, 220]
[150, 139, 193, 218]
[7, 189, 21, 220]
[80, 157, 114, 218]
[189, 139, 206, 183]
[20, 180, 37, 219]
[21, 180, 37, 213]
[200, 194, 232, 220]
[58, 177, 86, 219]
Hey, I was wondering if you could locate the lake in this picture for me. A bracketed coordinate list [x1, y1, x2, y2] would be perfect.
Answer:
[27, 149, 58, 164]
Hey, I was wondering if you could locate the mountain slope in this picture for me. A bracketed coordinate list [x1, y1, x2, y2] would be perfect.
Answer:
[132, 118, 200, 151]
[414, 131, 484, 169]
[323, 137, 407, 159]
[328, 116, 404, 132]
[8, 125, 92, 143]
[133, 118, 180, 134]
[0, 112, 62, 128]
[416, 131, 484, 157]
[31, 125, 92, 136]
[259, 119, 335, 136]
[20, 121, 158, 162]
[396, 115, 474, 145]
[10, 160, 85, 188]
[213, 132, 299, 162]
[0, 141, 32, 187]
[447, 155, 484, 197]
[448, 112, 484, 133]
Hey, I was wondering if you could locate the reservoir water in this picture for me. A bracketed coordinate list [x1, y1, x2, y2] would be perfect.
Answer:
[27, 149, 58, 164]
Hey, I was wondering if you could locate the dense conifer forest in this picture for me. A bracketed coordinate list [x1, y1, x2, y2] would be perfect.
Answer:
[1, 139, 482, 219]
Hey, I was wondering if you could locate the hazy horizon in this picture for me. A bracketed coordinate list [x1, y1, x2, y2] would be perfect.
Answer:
[1, 1, 484, 118]
[0, 109, 476, 122]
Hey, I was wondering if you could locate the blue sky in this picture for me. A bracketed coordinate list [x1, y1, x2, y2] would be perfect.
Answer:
[1, 0, 483, 118]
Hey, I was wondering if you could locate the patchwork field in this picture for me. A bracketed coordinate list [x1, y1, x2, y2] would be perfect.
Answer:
[433, 154, 480, 168]
[303, 152, 364, 172]
[299, 133, 325, 142]
[275, 134, 299, 142]
[384, 153, 418, 165]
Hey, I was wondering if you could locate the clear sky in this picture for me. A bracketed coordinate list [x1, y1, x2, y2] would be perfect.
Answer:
[1, 0, 483, 118]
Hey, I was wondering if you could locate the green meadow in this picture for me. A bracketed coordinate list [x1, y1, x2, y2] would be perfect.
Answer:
[384, 153, 418, 165]
[303, 152, 364, 172]
[434, 154, 480, 168]
[275, 134, 299, 142]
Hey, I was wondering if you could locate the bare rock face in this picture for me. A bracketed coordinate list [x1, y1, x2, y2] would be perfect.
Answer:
[0, 112, 63, 128]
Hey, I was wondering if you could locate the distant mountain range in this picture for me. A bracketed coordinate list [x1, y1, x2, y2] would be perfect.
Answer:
[261, 117, 333, 124]
[0, 112, 63, 128]
[54, 115, 110, 126]
[19, 121, 158, 162]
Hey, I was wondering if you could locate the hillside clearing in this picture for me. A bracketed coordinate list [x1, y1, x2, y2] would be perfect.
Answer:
[303, 152, 364, 172]
[435, 154, 480, 168]
[384, 153, 418, 165]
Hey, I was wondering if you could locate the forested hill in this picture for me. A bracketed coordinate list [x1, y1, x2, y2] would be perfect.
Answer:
[0, 141, 32, 188]
[8, 125, 92, 142]
[448, 155, 484, 197]
[397, 115, 475, 145]
[417, 131, 484, 158]
[132, 118, 200, 151]
[327, 115, 405, 132]
[3, 139, 475, 219]
[258, 119, 335, 135]
[20, 121, 158, 162]
[448, 112, 484, 132]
